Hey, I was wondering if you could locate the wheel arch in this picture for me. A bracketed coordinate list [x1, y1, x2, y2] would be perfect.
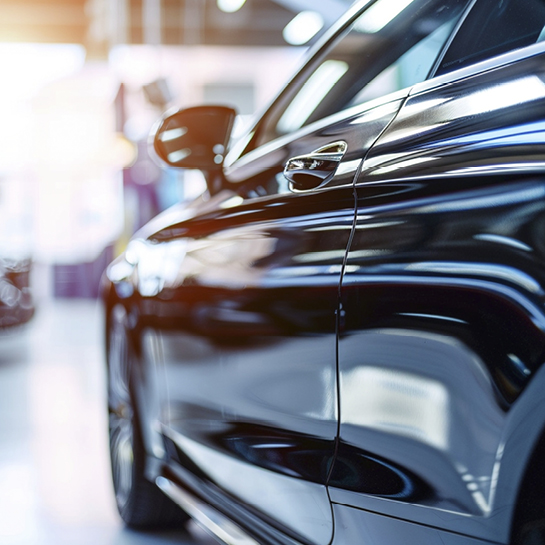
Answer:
[105, 296, 161, 465]
[490, 362, 545, 542]
[509, 427, 545, 544]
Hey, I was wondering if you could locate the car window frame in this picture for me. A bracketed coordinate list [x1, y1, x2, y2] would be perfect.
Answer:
[225, 0, 473, 174]
[412, 36, 545, 97]
[426, 0, 477, 78]
[224, 0, 371, 169]
[432, 0, 545, 77]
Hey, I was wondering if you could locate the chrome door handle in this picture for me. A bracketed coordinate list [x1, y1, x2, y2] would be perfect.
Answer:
[284, 141, 348, 191]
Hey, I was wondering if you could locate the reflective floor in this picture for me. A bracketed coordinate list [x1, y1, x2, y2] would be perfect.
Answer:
[0, 299, 216, 545]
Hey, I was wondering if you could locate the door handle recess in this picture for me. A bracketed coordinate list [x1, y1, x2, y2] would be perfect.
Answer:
[284, 141, 348, 191]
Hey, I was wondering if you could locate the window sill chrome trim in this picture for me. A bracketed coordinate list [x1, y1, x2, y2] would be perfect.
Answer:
[412, 40, 545, 96]
[157, 476, 260, 545]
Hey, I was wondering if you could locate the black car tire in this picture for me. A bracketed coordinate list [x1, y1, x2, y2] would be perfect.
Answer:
[107, 306, 187, 528]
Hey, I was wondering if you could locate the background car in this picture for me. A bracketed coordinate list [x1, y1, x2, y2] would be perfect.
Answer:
[102, 0, 545, 543]
[0, 257, 33, 330]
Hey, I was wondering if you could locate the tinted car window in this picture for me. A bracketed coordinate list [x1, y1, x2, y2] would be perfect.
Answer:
[249, 0, 470, 151]
[436, 0, 545, 76]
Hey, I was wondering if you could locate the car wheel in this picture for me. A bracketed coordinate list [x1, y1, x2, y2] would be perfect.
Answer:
[107, 306, 187, 528]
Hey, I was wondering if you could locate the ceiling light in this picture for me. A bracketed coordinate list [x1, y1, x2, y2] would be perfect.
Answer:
[217, 0, 247, 13]
[283, 11, 324, 46]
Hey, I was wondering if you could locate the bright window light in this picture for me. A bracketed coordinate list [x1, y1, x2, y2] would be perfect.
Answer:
[217, 0, 247, 13]
[283, 11, 324, 46]
[277, 60, 349, 133]
[355, 0, 416, 33]
[0, 43, 85, 101]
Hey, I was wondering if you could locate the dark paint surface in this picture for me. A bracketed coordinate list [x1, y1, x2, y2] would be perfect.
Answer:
[363, 51, 545, 181]
[111, 186, 356, 545]
[333, 179, 545, 541]
[102, 4, 545, 545]
[328, 51, 545, 543]
[107, 74, 404, 545]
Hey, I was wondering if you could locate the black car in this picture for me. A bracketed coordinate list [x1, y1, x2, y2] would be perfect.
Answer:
[102, 0, 545, 543]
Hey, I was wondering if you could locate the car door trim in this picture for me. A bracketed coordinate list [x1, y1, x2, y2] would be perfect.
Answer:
[413, 39, 545, 97]
[157, 476, 261, 545]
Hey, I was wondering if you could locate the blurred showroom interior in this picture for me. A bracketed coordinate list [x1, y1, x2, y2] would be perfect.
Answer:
[0, 3, 353, 543]
[0, 0, 355, 303]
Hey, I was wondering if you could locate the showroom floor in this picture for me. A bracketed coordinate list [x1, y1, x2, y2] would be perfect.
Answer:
[0, 299, 216, 545]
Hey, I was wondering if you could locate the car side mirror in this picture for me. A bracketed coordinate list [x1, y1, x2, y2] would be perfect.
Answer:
[151, 106, 236, 170]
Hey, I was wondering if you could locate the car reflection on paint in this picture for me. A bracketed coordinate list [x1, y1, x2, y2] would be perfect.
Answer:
[102, 0, 545, 544]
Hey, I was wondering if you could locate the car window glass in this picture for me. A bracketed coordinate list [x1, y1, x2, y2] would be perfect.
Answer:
[250, 0, 470, 150]
[348, 18, 457, 106]
[436, 0, 545, 76]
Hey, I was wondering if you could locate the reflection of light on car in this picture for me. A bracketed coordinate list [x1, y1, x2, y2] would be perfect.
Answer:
[121, 238, 188, 297]
[189, 234, 276, 288]
[282, 11, 325, 46]
[399, 312, 467, 325]
[371, 155, 437, 175]
[293, 250, 347, 263]
[160, 428, 333, 545]
[342, 366, 450, 450]
[167, 149, 191, 164]
[277, 60, 349, 134]
[354, 0, 417, 33]
[159, 127, 188, 142]
[113, 232, 280, 295]
[507, 353, 531, 377]
[391, 77, 545, 145]
[456, 454, 503, 516]
[473, 233, 533, 252]
[219, 196, 244, 209]
[461, 76, 545, 116]
[405, 261, 543, 294]
[335, 159, 362, 177]
[413, 183, 545, 213]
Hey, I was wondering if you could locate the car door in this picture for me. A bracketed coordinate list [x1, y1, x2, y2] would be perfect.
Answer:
[144, 0, 472, 542]
[331, 1, 545, 543]
[153, 91, 397, 545]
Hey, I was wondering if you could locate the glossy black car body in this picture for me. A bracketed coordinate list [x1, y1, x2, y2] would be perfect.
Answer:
[102, 0, 545, 543]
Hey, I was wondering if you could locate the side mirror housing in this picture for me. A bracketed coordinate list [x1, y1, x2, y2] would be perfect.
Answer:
[151, 106, 236, 171]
